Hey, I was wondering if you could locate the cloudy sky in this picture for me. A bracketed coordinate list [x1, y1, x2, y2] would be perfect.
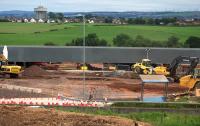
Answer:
[0, 0, 200, 12]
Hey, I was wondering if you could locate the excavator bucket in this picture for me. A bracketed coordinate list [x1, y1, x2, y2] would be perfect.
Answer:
[0, 54, 7, 61]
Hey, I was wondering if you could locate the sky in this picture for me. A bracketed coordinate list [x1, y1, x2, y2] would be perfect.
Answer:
[0, 0, 200, 12]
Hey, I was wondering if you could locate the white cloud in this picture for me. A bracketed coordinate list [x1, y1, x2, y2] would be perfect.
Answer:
[0, 0, 199, 11]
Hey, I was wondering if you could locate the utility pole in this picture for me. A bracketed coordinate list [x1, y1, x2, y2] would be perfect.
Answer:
[83, 15, 86, 100]
[70, 14, 86, 100]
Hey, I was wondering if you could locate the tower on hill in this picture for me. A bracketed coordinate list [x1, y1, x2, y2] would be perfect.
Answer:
[34, 5, 48, 22]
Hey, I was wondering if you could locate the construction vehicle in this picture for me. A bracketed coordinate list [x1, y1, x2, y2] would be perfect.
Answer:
[132, 59, 155, 74]
[132, 59, 169, 75]
[0, 46, 22, 78]
[132, 56, 199, 81]
[103, 63, 117, 71]
[179, 68, 200, 90]
[167, 56, 199, 81]
[77, 63, 88, 70]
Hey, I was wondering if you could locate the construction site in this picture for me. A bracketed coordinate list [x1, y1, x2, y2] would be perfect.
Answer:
[1, 46, 200, 126]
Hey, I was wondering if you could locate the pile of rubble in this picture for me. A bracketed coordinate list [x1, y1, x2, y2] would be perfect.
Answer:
[22, 65, 51, 78]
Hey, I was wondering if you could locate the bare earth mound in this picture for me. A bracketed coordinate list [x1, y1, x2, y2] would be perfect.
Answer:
[0, 106, 151, 126]
[22, 65, 51, 77]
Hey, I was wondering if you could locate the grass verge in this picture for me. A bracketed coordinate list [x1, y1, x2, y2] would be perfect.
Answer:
[54, 106, 200, 126]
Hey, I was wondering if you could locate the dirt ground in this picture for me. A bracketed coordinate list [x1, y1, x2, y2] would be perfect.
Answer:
[0, 106, 151, 126]
[0, 88, 48, 98]
[0, 66, 188, 100]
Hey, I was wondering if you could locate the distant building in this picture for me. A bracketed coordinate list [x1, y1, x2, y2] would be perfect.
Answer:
[112, 19, 122, 24]
[64, 19, 69, 23]
[24, 18, 29, 23]
[34, 5, 48, 22]
[38, 19, 44, 23]
[88, 19, 94, 24]
[17, 19, 22, 23]
[30, 18, 36, 23]
[50, 20, 55, 23]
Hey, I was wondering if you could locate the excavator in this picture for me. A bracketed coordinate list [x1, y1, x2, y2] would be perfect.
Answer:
[0, 46, 22, 78]
[132, 56, 199, 82]
[132, 59, 169, 75]
[179, 68, 200, 90]
[167, 56, 199, 81]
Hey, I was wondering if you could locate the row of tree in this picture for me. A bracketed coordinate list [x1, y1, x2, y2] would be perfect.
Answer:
[65, 34, 109, 46]
[48, 12, 64, 20]
[47, 12, 179, 25]
[113, 34, 200, 48]
[127, 18, 178, 25]
[71, 14, 179, 25]
[113, 34, 180, 47]
[0, 19, 9, 22]
[44, 33, 200, 48]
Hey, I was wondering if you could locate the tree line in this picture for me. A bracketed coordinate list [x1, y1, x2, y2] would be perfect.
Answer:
[113, 34, 200, 48]
[0, 19, 9, 22]
[44, 33, 200, 48]
[48, 12, 64, 21]
[127, 18, 178, 25]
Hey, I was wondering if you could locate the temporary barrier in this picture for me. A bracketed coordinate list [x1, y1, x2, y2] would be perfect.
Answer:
[0, 97, 103, 107]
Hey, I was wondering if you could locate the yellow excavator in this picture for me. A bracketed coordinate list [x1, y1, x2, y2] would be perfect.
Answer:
[0, 46, 22, 78]
[132, 56, 199, 82]
[179, 68, 200, 90]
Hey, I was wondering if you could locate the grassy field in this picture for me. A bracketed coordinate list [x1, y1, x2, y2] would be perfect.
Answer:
[111, 102, 200, 108]
[0, 22, 200, 45]
[56, 107, 200, 126]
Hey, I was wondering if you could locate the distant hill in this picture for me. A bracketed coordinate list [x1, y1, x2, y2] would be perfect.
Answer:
[83, 11, 200, 19]
[0, 10, 34, 17]
[0, 10, 200, 19]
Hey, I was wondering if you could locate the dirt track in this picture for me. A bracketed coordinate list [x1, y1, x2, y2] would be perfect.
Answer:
[0, 106, 151, 126]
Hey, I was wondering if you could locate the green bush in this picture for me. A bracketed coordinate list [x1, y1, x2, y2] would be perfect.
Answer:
[34, 31, 41, 34]
[66, 33, 109, 46]
[113, 33, 134, 47]
[166, 36, 182, 48]
[185, 36, 200, 48]
[44, 42, 57, 46]
[49, 29, 58, 32]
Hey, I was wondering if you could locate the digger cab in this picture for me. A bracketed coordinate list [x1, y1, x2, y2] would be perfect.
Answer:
[132, 59, 153, 74]
[141, 59, 152, 67]
[193, 68, 200, 78]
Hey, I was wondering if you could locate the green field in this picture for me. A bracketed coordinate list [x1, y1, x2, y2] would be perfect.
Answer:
[0, 22, 200, 45]
[56, 107, 200, 126]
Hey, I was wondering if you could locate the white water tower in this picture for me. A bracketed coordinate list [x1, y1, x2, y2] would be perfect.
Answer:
[34, 5, 48, 22]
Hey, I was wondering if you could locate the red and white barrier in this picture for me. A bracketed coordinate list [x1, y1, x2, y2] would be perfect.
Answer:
[0, 97, 104, 107]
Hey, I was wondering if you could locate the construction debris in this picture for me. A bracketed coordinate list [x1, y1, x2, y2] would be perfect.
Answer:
[22, 65, 51, 77]
[0, 106, 151, 126]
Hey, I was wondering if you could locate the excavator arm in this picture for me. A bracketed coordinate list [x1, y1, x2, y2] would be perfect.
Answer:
[168, 56, 199, 80]
[0, 54, 8, 66]
[0, 54, 7, 61]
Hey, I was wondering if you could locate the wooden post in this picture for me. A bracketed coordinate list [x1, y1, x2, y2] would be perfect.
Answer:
[23, 62, 26, 68]
[165, 82, 168, 99]
[141, 82, 144, 101]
